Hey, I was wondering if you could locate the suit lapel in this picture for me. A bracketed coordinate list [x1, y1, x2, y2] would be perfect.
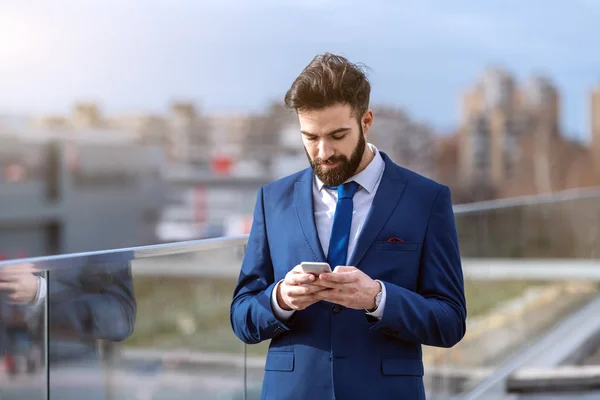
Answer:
[348, 153, 407, 267]
[294, 170, 327, 262]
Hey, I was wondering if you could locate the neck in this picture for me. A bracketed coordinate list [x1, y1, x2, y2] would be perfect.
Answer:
[353, 145, 375, 176]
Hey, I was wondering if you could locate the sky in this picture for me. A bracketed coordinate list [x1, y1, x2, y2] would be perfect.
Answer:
[1, 0, 599, 141]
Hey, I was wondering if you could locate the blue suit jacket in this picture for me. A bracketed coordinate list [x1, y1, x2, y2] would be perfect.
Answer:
[230, 152, 466, 400]
[47, 260, 137, 363]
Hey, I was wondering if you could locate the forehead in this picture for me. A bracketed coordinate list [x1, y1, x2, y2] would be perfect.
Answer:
[297, 103, 356, 135]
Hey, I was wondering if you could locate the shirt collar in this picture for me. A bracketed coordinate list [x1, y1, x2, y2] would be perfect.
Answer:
[315, 143, 384, 194]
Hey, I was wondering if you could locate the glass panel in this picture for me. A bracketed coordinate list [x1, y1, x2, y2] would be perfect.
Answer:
[246, 341, 269, 399]
[46, 258, 134, 400]
[425, 196, 600, 397]
[455, 193, 600, 259]
[0, 264, 47, 400]
[423, 278, 599, 398]
[46, 244, 246, 400]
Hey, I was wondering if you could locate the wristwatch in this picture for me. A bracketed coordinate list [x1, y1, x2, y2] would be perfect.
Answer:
[366, 282, 383, 313]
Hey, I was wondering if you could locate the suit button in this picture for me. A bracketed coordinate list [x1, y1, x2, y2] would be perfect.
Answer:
[332, 304, 341, 313]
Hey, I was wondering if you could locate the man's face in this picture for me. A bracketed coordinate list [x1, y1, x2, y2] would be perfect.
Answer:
[299, 103, 369, 187]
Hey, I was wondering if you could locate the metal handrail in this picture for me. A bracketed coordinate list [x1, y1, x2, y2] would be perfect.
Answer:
[1, 185, 598, 272]
[452, 185, 600, 213]
[0, 234, 249, 271]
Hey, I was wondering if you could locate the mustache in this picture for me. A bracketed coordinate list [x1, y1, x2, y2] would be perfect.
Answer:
[313, 155, 347, 166]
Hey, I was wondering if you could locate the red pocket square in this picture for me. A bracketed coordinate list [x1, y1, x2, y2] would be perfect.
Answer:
[387, 237, 404, 243]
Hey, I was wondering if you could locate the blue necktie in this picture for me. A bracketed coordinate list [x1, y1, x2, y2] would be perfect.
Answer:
[326, 181, 360, 268]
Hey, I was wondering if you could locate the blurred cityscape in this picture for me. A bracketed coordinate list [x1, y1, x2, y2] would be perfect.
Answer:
[1, 68, 599, 258]
[3, 3, 600, 399]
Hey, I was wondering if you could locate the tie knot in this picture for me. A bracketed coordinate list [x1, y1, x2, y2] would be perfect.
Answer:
[337, 181, 359, 199]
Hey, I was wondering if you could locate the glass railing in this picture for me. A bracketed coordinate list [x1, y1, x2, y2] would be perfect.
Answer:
[0, 237, 250, 400]
[429, 187, 600, 399]
[454, 186, 600, 259]
[1, 187, 599, 400]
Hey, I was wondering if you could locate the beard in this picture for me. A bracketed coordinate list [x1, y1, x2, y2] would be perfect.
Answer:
[306, 130, 366, 187]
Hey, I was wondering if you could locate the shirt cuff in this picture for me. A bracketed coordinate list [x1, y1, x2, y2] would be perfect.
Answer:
[32, 276, 46, 306]
[365, 280, 386, 320]
[271, 280, 295, 321]
[24, 276, 46, 319]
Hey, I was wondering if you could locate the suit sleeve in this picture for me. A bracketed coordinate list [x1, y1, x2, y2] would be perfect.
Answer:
[48, 261, 137, 342]
[230, 186, 293, 344]
[368, 185, 467, 348]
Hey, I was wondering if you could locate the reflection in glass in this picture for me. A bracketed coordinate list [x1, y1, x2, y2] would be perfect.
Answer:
[0, 263, 46, 400]
[48, 260, 136, 400]
[43, 245, 247, 399]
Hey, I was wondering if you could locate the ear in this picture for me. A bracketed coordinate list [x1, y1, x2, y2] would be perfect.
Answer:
[361, 109, 374, 135]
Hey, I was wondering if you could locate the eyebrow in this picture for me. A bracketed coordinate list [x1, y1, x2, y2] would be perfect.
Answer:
[300, 127, 351, 137]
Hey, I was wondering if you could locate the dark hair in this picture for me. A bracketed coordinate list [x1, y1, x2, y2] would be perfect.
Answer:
[284, 53, 371, 120]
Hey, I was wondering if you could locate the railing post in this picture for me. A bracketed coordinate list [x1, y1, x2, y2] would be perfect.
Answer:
[100, 340, 118, 400]
[243, 243, 248, 400]
[44, 271, 50, 400]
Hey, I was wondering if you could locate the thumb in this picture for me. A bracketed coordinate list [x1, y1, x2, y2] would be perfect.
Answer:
[333, 266, 356, 273]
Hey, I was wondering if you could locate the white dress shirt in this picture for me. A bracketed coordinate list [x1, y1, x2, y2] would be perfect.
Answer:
[33, 277, 46, 308]
[271, 143, 388, 320]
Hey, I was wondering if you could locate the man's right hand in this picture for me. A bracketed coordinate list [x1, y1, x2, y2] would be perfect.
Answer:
[276, 265, 329, 311]
[0, 263, 40, 305]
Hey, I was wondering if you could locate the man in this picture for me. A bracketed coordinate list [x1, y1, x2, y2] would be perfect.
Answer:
[230, 53, 466, 399]
[0, 259, 136, 399]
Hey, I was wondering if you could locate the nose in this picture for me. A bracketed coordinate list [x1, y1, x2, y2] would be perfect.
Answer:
[317, 140, 334, 161]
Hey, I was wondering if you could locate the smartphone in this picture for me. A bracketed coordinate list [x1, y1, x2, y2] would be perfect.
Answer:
[300, 262, 332, 275]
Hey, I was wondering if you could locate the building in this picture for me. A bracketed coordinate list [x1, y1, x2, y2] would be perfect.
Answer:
[448, 68, 600, 201]
[166, 102, 211, 165]
[591, 88, 600, 174]
[31, 101, 212, 166]
[458, 68, 524, 192]
[156, 171, 270, 241]
[0, 127, 166, 258]
[369, 106, 436, 178]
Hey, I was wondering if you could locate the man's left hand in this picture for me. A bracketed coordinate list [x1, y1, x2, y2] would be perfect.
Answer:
[0, 263, 40, 305]
[314, 266, 381, 310]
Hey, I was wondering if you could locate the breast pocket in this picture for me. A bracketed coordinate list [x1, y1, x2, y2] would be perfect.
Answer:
[367, 241, 420, 290]
[374, 241, 419, 252]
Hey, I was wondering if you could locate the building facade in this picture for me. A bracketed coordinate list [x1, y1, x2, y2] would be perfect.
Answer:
[0, 132, 165, 258]
[449, 68, 600, 201]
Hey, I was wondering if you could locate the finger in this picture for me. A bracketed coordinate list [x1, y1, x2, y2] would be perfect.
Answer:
[0, 263, 36, 274]
[332, 266, 357, 273]
[286, 285, 310, 297]
[286, 273, 316, 285]
[291, 265, 305, 273]
[315, 289, 346, 304]
[291, 279, 333, 292]
[306, 285, 332, 294]
[286, 283, 325, 297]
[287, 294, 319, 310]
[308, 279, 334, 288]
[0, 282, 14, 291]
[0, 272, 25, 281]
[312, 279, 345, 290]
[319, 271, 357, 284]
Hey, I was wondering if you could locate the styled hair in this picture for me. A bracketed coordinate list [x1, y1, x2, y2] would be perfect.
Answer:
[284, 52, 371, 120]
